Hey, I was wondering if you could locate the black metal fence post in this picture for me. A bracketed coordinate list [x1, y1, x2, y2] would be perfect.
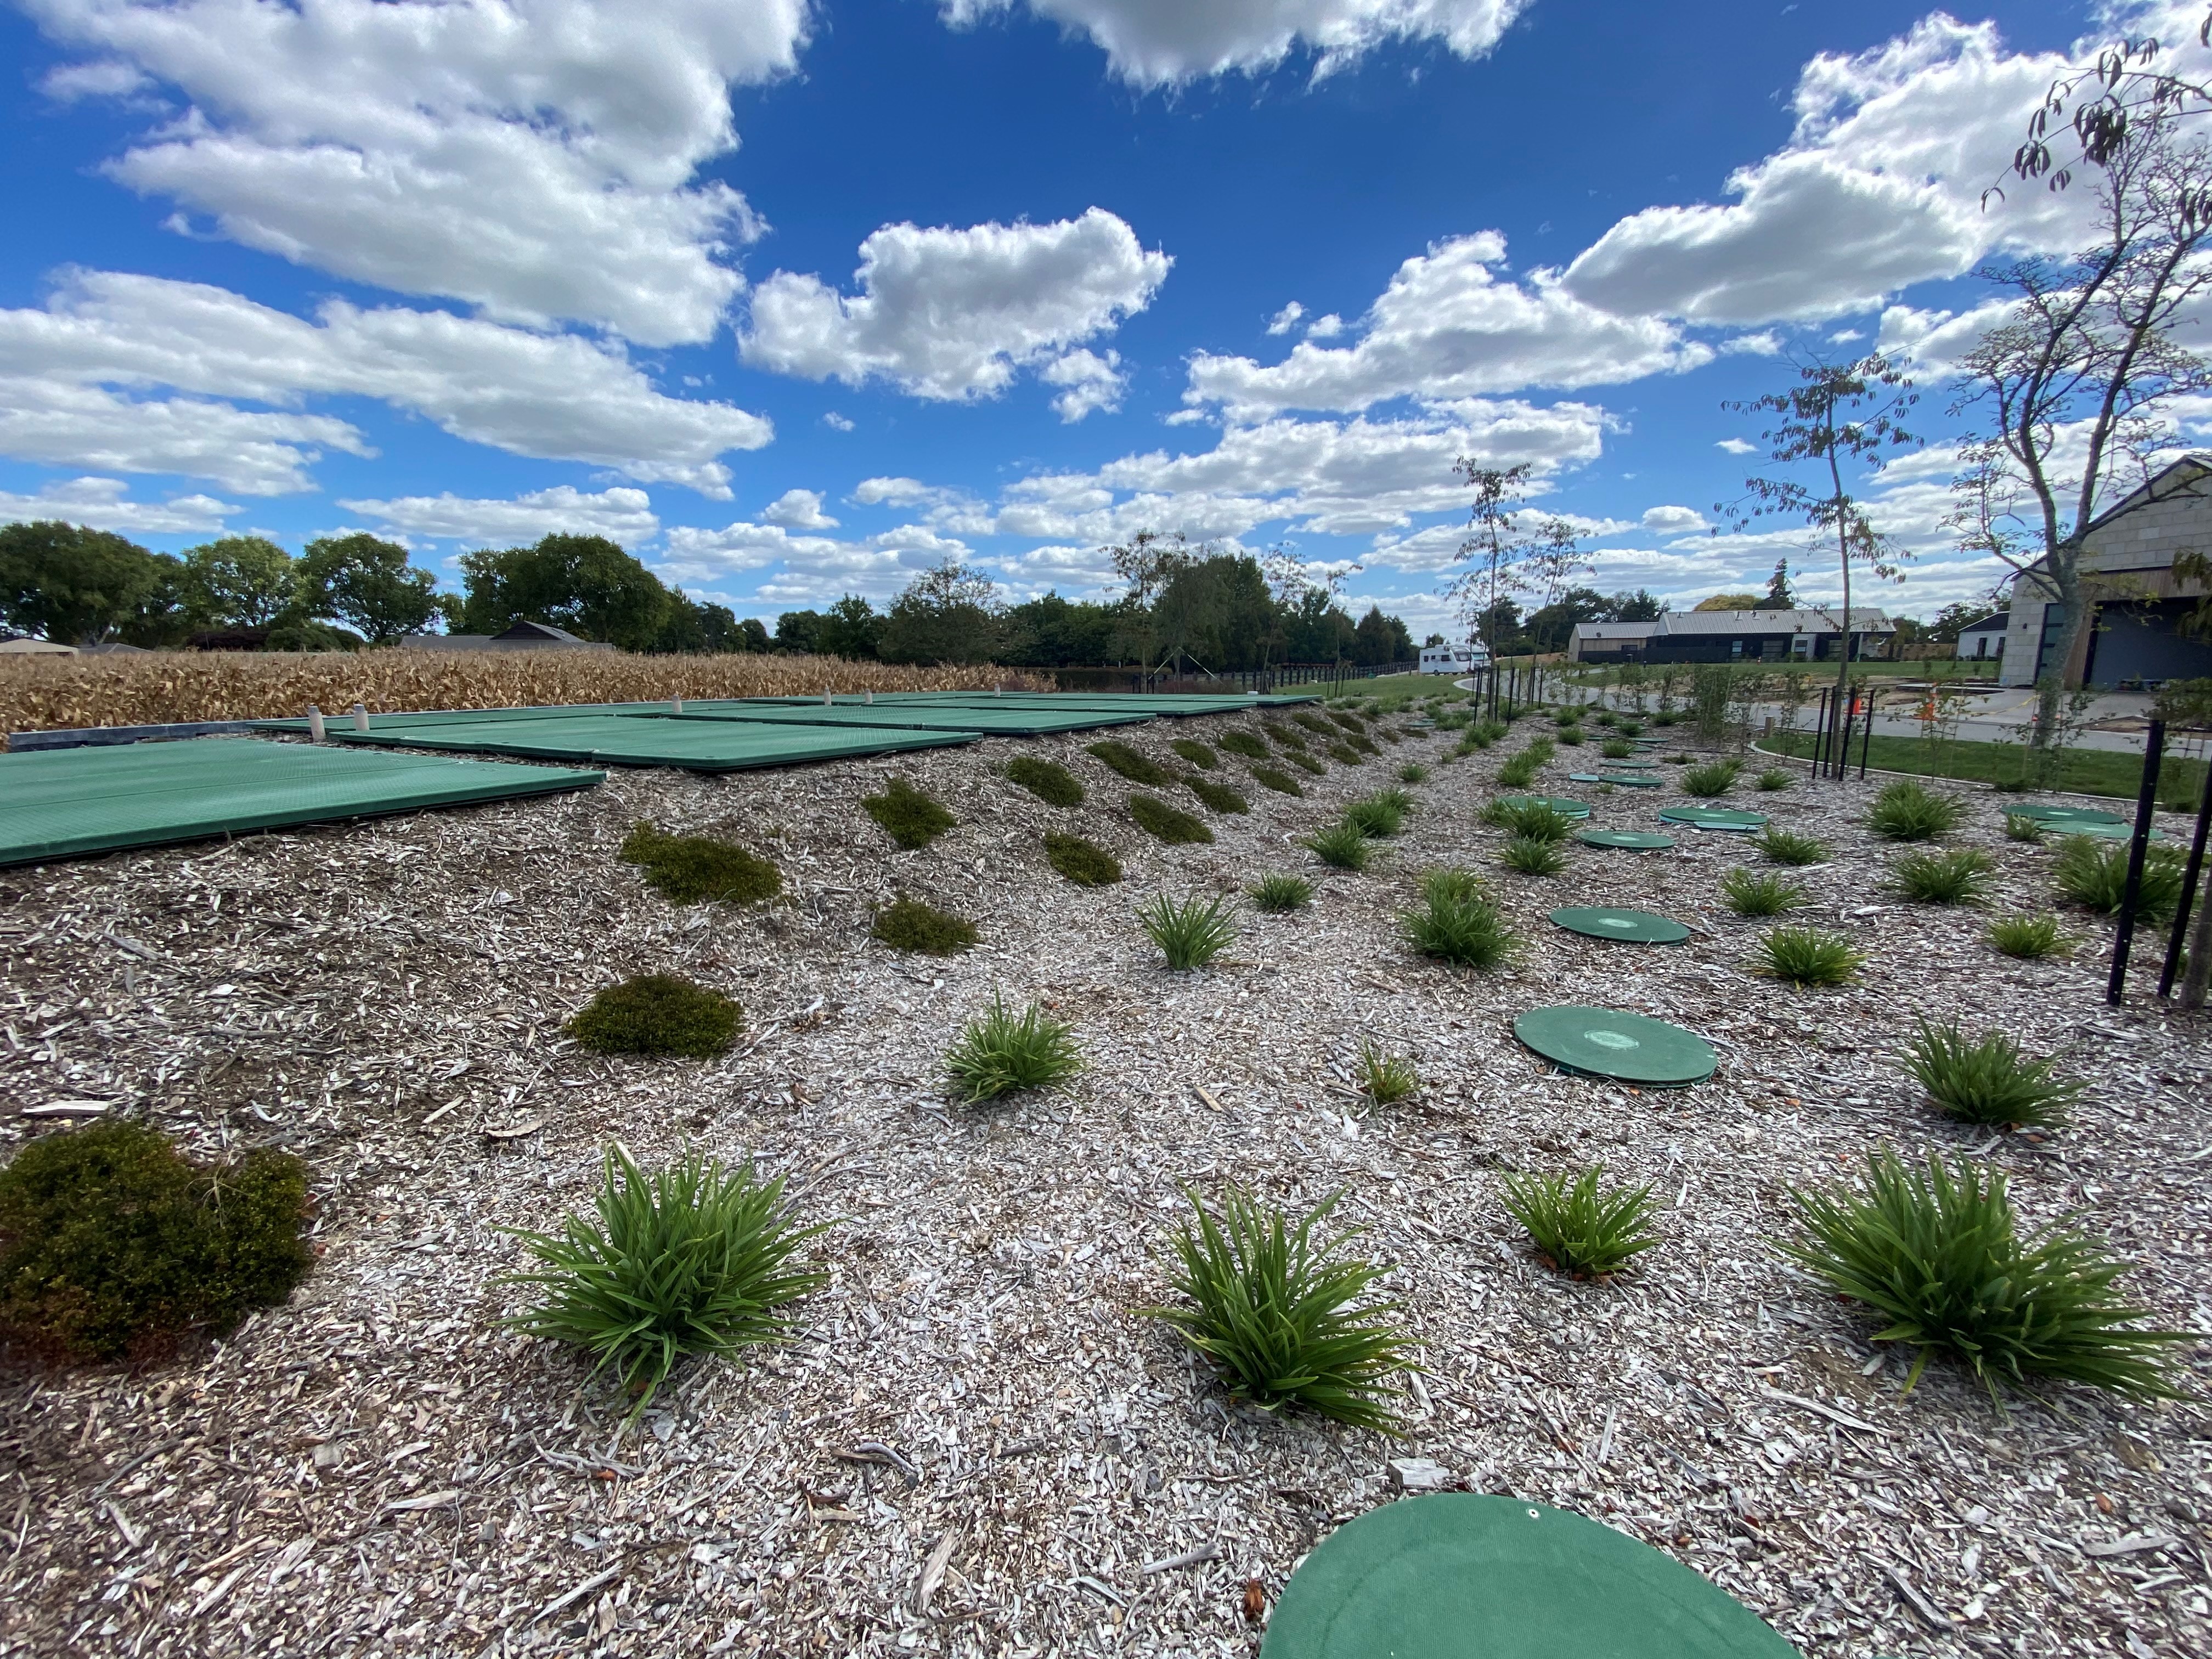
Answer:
[1813, 687, 1832, 776]
[1858, 687, 1874, 780]
[2108, 719, 2167, 1006]
[2159, 746, 2212, 998]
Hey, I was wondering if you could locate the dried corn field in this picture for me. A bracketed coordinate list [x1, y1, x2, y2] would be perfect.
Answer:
[0, 653, 1051, 738]
[1, 697, 2210, 1659]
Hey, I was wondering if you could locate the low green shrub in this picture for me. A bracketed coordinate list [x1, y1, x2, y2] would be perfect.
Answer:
[1988, 912, 2067, 959]
[1649, 710, 1680, 727]
[1286, 750, 1327, 776]
[1756, 827, 1827, 866]
[2004, 812, 2045, 843]
[871, 896, 978, 955]
[1045, 830, 1122, 885]
[1265, 720, 1310, 749]
[1291, 712, 1335, 737]
[1327, 741, 1365, 766]
[1503, 1166, 1659, 1279]
[1893, 848, 1996, 906]
[1752, 927, 1865, 987]
[864, 777, 958, 849]
[500, 1146, 825, 1421]
[1398, 763, 1429, 783]
[1615, 720, 1644, 738]
[1145, 1187, 1410, 1431]
[1781, 1148, 2190, 1400]
[0, 1122, 311, 1364]
[568, 975, 742, 1057]
[1130, 794, 1214, 844]
[1087, 741, 1173, 787]
[1486, 799, 1574, 842]
[1305, 821, 1375, 871]
[1217, 731, 1269, 761]
[1344, 795, 1407, 838]
[1720, 868, 1805, 916]
[1903, 1019, 2080, 1128]
[1250, 873, 1315, 912]
[1496, 753, 1541, 789]
[2052, 836, 2188, 923]
[1680, 759, 1740, 798]
[946, 996, 1082, 1102]
[1354, 1040, 1419, 1105]
[1170, 738, 1219, 770]
[1599, 737, 1634, 760]
[1328, 709, 1366, 732]
[1867, 779, 1963, 841]
[1248, 765, 1305, 795]
[1754, 768, 1794, 792]
[620, 823, 783, 905]
[1006, 756, 1084, 808]
[1402, 870, 1517, 968]
[1184, 776, 1250, 814]
[1557, 727, 1586, 746]
[1138, 893, 1238, 970]
[1500, 834, 1567, 876]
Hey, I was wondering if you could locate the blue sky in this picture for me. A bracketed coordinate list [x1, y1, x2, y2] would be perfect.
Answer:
[2, 1, 2196, 636]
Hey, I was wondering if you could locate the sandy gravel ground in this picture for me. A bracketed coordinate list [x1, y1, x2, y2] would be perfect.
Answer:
[1, 702, 2209, 1659]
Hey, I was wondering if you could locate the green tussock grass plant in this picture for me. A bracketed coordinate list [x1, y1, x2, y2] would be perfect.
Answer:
[1649, 710, 1680, 727]
[1780, 1148, 2191, 1401]
[1557, 727, 1586, 746]
[0, 1122, 311, 1365]
[946, 995, 1082, 1103]
[2004, 812, 2046, 843]
[1503, 1166, 1660, 1279]
[863, 777, 957, 850]
[1753, 927, 1865, 987]
[1402, 868, 1517, 968]
[1138, 893, 1238, 970]
[1344, 795, 1407, 838]
[1755, 768, 1794, 792]
[1496, 753, 1541, 789]
[1217, 731, 1269, 761]
[1554, 710, 1583, 728]
[1680, 759, 1740, 798]
[1144, 1187, 1411, 1432]
[1291, 712, 1335, 737]
[500, 1145, 825, 1422]
[1903, 1019, 2080, 1128]
[1328, 709, 1366, 732]
[1615, 719, 1644, 738]
[620, 823, 782, 906]
[1087, 740, 1173, 787]
[1500, 834, 1568, 876]
[568, 974, 742, 1058]
[1398, 763, 1429, 783]
[1130, 794, 1214, 844]
[1471, 719, 1508, 744]
[1594, 710, 1619, 727]
[1988, 912, 2067, 959]
[2052, 837, 2188, 924]
[871, 896, 978, 956]
[1756, 827, 1827, 866]
[1045, 830, 1121, 886]
[1353, 1040, 1419, 1105]
[1485, 799, 1574, 842]
[1893, 848, 1997, 906]
[1305, 820, 1375, 871]
[1867, 778, 1963, 841]
[1600, 737, 1634, 760]
[1720, 867, 1805, 916]
[1265, 720, 1309, 749]
[1248, 765, 1304, 795]
[1184, 776, 1250, 814]
[1250, 872, 1315, 912]
[1170, 738, 1218, 770]
[1286, 749, 1327, 776]
[1006, 755, 1084, 808]
[1327, 742, 1365, 766]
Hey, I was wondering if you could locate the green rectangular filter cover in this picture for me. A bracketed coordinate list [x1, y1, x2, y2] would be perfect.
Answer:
[328, 714, 973, 770]
[0, 737, 602, 867]
[661, 704, 1153, 735]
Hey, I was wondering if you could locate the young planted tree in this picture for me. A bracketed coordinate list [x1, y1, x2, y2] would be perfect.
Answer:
[1718, 356, 1917, 741]
[1950, 110, 2212, 754]
[1448, 461, 1584, 677]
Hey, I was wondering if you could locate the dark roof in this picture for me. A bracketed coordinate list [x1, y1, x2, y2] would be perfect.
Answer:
[495, 619, 589, 643]
[1957, 611, 2010, 635]
[1652, 607, 1891, 637]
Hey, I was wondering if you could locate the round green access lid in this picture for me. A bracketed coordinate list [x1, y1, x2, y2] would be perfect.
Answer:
[1260, 1494, 1795, 1659]
[2055, 821, 2165, 842]
[1658, 805, 1768, 832]
[1551, 906, 1691, 944]
[1601, 757, 1658, 768]
[1494, 793, 1591, 820]
[2005, 803, 2126, 827]
[1515, 1005, 1718, 1085]
[1567, 772, 1604, 784]
[1578, 828, 1677, 850]
[1601, 772, 1664, 788]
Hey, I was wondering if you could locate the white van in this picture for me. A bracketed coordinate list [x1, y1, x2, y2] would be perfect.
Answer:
[1420, 644, 1489, 675]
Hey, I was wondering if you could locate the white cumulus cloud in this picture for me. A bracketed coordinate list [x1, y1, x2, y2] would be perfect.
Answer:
[0, 376, 371, 495]
[938, 0, 1528, 88]
[1040, 348, 1127, 421]
[761, 488, 839, 529]
[741, 208, 1170, 402]
[0, 475, 241, 534]
[25, 0, 812, 344]
[0, 271, 771, 496]
[661, 520, 973, 604]
[1266, 301, 1306, 335]
[337, 485, 661, 546]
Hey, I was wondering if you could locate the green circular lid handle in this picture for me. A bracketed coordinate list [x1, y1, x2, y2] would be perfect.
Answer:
[1550, 906, 1691, 945]
[1577, 829, 1677, 850]
[1260, 1494, 1799, 1658]
[1514, 1004, 1717, 1086]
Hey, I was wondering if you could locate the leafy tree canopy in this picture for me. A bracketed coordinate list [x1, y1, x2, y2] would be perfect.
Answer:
[299, 532, 443, 644]
[0, 521, 180, 645]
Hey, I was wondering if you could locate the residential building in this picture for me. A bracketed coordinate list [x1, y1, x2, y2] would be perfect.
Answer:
[397, 620, 616, 652]
[1566, 620, 1660, 661]
[1568, 609, 1893, 664]
[1955, 612, 2008, 661]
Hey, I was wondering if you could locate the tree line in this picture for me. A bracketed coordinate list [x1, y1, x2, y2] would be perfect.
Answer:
[0, 520, 1417, 669]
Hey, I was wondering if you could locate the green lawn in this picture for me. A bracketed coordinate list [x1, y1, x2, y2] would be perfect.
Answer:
[1762, 729, 2208, 807]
